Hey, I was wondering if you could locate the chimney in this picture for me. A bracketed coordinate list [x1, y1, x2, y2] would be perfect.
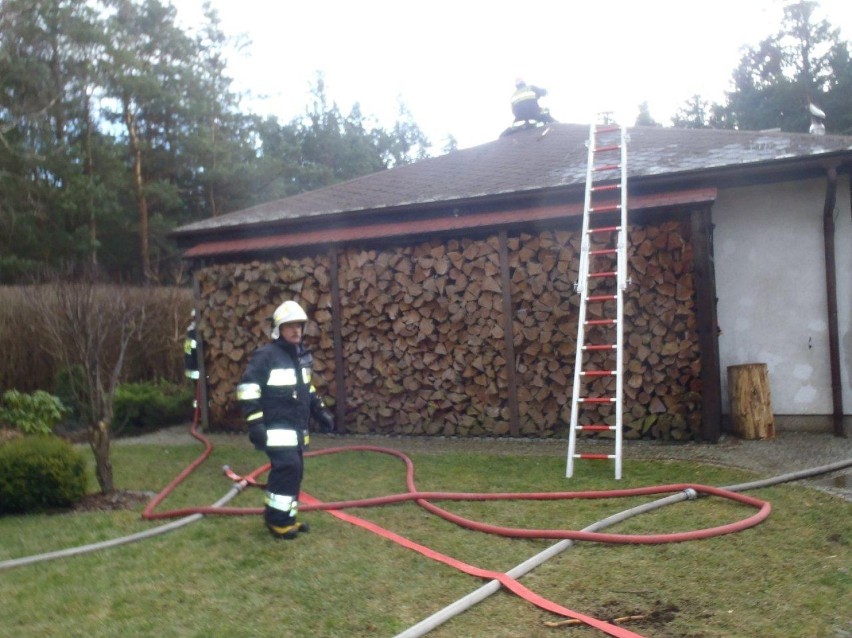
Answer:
[809, 102, 826, 135]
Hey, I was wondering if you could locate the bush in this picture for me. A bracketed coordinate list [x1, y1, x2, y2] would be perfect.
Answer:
[0, 437, 87, 514]
[0, 390, 68, 435]
[112, 380, 194, 434]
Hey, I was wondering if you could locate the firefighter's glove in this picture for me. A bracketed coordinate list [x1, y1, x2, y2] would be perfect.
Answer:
[314, 409, 335, 433]
[248, 423, 266, 450]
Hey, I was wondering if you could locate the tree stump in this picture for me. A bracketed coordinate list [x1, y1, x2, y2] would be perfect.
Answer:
[728, 363, 775, 440]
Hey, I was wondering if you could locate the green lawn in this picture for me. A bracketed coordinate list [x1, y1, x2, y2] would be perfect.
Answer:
[0, 436, 849, 638]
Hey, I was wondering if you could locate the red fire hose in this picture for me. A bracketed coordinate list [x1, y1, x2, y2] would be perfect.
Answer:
[144, 444, 769, 545]
[139, 411, 771, 638]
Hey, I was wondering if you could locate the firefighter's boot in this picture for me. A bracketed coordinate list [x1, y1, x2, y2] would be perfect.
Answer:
[266, 520, 309, 540]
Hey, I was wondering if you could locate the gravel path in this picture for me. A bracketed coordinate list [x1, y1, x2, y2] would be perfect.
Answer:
[121, 426, 852, 501]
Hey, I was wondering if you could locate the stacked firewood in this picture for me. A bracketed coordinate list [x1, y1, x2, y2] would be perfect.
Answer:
[338, 237, 508, 436]
[196, 256, 337, 428]
[194, 217, 701, 440]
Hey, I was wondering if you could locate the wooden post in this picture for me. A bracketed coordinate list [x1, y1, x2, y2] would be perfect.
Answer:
[727, 363, 775, 440]
[691, 206, 722, 442]
[329, 247, 347, 433]
[498, 231, 521, 437]
[192, 271, 209, 431]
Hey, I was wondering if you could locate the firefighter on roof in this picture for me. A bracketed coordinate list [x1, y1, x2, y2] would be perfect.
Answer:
[511, 78, 554, 125]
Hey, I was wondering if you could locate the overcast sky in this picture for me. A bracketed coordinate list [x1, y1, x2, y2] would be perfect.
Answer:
[172, 0, 852, 150]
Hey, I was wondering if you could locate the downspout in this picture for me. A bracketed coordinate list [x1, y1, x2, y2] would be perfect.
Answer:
[821, 165, 844, 437]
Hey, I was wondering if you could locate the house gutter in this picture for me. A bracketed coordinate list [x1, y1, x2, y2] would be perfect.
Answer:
[822, 165, 845, 437]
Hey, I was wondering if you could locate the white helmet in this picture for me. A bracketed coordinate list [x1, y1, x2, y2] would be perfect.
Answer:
[271, 300, 308, 339]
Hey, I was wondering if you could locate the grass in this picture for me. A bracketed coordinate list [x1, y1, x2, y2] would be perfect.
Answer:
[0, 436, 849, 638]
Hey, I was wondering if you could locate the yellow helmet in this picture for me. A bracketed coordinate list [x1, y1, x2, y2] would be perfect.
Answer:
[271, 300, 308, 339]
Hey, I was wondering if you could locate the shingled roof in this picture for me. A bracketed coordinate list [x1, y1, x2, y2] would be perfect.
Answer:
[173, 123, 852, 243]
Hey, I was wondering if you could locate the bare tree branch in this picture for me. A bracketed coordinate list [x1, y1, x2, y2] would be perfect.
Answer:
[23, 281, 148, 493]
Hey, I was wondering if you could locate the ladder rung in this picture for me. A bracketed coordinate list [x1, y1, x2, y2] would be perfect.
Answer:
[576, 424, 616, 431]
[578, 397, 616, 404]
[593, 144, 620, 152]
[589, 204, 621, 213]
[585, 319, 617, 326]
[595, 125, 620, 133]
[580, 370, 616, 377]
[593, 163, 620, 172]
[583, 343, 616, 351]
[588, 271, 617, 278]
[589, 249, 617, 256]
[590, 184, 620, 192]
[587, 294, 617, 301]
[574, 453, 616, 460]
[587, 226, 620, 234]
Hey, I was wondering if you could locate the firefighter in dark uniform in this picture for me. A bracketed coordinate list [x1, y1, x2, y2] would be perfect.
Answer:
[511, 78, 554, 124]
[236, 300, 335, 539]
[184, 310, 201, 412]
[184, 310, 200, 381]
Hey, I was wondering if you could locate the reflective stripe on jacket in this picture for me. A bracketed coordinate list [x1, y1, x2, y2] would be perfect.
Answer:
[511, 86, 539, 105]
[236, 339, 323, 428]
[184, 324, 200, 379]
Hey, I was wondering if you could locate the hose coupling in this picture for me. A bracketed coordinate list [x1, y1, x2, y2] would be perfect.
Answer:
[683, 487, 698, 500]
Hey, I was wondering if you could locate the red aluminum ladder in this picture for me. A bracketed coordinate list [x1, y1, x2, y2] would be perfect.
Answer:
[566, 116, 629, 479]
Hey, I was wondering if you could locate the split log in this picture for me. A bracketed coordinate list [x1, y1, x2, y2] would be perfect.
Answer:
[728, 363, 775, 439]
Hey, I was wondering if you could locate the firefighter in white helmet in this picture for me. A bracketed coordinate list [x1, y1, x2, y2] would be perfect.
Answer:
[236, 300, 335, 539]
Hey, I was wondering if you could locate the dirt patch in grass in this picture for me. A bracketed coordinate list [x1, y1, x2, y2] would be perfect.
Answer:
[543, 600, 682, 633]
[73, 490, 154, 512]
[611, 601, 681, 633]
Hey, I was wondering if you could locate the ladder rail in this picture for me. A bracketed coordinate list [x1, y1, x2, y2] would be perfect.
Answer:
[614, 125, 628, 479]
[575, 123, 597, 296]
[614, 241, 624, 479]
[618, 125, 629, 292]
[566, 122, 597, 468]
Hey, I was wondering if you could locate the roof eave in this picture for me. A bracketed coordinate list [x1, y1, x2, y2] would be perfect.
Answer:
[181, 187, 718, 260]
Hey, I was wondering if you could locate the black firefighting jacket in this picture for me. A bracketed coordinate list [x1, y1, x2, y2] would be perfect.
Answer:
[236, 339, 326, 432]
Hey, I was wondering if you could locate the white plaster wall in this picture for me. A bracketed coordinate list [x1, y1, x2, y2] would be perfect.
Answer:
[713, 176, 851, 416]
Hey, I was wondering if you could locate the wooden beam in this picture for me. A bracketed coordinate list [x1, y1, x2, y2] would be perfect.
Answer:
[192, 272, 210, 431]
[691, 206, 722, 442]
[498, 231, 520, 436]
[329, 247, 347, 433]
[183, 189, 718, 259]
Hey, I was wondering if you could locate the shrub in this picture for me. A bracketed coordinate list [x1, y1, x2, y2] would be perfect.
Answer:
[0, 390, 68, 435]
[0, 436, 87, 514]
[112, 380, 194, 434]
